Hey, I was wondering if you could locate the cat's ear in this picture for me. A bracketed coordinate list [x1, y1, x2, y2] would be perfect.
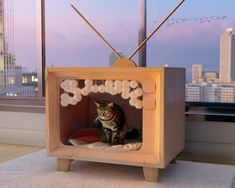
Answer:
[107, 102, 114, 107]
[94, 100, 101, 107]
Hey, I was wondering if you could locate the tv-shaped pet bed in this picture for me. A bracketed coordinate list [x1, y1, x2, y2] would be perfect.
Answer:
[46, 65, 185, 182]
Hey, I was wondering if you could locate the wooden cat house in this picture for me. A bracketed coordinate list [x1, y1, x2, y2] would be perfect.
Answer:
[46, 0, 185, 182]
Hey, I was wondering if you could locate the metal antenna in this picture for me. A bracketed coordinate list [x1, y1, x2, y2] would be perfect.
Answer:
[128, 0, 185, 60]
[70, 4, 122, 59]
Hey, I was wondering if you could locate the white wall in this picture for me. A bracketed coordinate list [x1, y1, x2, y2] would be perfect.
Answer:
[0, 111, 46, 147]
[180, 120, 235, 164]
[0, 111, 235, 164]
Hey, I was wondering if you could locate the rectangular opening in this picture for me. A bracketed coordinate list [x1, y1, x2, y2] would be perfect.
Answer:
[59, 79, 143, 151]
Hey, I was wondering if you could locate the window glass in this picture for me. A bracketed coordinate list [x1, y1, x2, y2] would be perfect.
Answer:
[46, 0, 138, 67]
[0, 0, 38, 97]
[46, 0, 235, 103]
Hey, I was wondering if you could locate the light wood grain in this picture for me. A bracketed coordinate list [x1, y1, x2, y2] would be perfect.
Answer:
[57, 158, 72, 172]
[142, 80, 156, 93]
[46, 67, 185, 181]
[143, 167, 159, 182]
[142, 94, 156, 109]
[112, 58, 137, 67]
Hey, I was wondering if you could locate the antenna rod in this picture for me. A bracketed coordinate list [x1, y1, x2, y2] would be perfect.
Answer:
[128, 0, 185, 60]
[71, 4, 122, 59]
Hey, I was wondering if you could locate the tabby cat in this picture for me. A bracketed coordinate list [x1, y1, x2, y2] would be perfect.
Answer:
[94, 100, 127, 145]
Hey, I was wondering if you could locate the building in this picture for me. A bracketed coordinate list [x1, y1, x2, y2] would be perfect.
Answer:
[22, 72, 38, 88]
[204, 84, 218, 102]
[0, 86, 36, 97]
[0, 0, 15, 89]
[0, 1, 37, 96]
[218, 85, 235, 103]
[0, 66, 38, 97]
[186, 82, 235, 103]
[219, 28, 235, 83]
[202, 71, 219, 83]
[186, 83, 205, 102]
[205, 84, 235, 103]
[192, 64, 202, 83]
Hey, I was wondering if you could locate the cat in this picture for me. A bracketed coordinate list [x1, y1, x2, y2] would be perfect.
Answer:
[94, 100, 127, 145]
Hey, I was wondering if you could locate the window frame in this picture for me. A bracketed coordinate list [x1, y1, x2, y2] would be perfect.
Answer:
[0, 0, 235, 121]
[0, 0, 45, 113]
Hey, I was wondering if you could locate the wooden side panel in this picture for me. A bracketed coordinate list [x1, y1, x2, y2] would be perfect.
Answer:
[154, 73, 164, 167]
[141, 108, 157, 154]
[163, 68, 185, 166]
[46, 71, 60, 152]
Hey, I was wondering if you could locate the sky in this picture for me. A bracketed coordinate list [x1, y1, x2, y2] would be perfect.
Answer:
[12, 0, 235, 81]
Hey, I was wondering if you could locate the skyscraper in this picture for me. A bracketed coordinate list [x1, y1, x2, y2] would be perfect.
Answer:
[192, 64, 202, 83]
[0, 0, 15, 89]
[219, 28, 235, 83]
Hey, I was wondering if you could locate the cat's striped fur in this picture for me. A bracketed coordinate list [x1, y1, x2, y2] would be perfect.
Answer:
[94, 100, 127, 145]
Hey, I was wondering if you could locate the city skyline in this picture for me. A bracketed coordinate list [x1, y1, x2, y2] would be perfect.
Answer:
[0, 0, 15, 89]
[0, 1, 37, 96]
[11, 0, 235, 79]
[186, 28, 235, 103]
[191, 28, 235, 84]
[3, 1, 235, 98]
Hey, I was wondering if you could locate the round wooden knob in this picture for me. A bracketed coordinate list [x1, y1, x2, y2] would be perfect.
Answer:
[112, 58, 137, 67]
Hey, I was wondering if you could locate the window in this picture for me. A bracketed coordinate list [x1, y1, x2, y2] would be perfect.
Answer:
[0, 0, 44, 112]
[0, 0, 41, 97]
[45, 0, 235, 121]
[45, 0, 235, 104]
[46, 0, 138, 67]
[1, 0, 235, 115]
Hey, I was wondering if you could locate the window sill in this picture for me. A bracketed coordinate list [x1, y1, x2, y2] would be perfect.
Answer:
[0, 98, 45, 113]
[186, 102, 235, 122]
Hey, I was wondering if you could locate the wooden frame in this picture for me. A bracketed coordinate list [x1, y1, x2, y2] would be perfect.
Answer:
[46, 67, 185, 182]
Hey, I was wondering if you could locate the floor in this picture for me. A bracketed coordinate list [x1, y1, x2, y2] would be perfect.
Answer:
[0, 144, 43, 164]
[0, 144, 234, 188]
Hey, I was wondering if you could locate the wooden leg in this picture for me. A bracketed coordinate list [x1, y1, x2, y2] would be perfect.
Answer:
[143, 167, 159, 182]
[57, 158, 72, 172]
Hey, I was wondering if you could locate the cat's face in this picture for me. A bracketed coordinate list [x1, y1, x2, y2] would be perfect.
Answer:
[94, 100, 114, 120]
